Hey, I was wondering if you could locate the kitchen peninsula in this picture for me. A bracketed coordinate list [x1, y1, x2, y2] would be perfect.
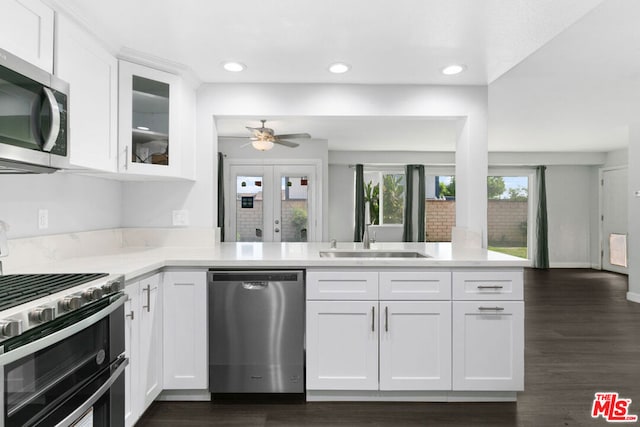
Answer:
[2, 231, 527, 425]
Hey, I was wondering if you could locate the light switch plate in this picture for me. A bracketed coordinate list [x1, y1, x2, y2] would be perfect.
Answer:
[38, 209, 49, 229]
[172, 210, 189, 226]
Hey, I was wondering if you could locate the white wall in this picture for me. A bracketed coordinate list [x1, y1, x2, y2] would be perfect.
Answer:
[605, 148, 628, 167]
[0, 174, 121, 238]
[328, 164, 354, 241]
[628, 126, 640, 302]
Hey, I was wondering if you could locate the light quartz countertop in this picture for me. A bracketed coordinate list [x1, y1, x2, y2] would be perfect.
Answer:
[8, 242, 529, 282]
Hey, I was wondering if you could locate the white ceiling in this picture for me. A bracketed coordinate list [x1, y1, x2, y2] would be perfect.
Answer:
[59, 0, 640, 153]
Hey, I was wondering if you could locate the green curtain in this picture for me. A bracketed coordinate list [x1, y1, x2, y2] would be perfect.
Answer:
[354, 164, 365, 242]
[534, 165, 549, 269]
[402, 165, 414, 242]
[217, 152, 225, 242]
[403, 165, 426, 242]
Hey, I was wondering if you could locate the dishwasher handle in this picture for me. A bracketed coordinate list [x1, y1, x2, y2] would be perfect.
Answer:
[242, 281, 268, 290]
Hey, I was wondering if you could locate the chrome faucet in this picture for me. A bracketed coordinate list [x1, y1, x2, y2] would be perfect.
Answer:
[363, 224, 371, 249]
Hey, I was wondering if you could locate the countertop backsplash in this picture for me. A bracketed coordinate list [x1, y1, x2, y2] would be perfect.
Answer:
[3, 227, 218, 273]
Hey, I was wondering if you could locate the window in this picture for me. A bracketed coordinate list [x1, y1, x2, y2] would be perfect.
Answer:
[487, 173, 531, 259]
[426, 175, 456, 242]
[363, 171, 405, 225]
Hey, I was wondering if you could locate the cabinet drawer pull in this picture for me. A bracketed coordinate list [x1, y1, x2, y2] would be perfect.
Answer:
[478, 306, 505, 311]
[142, 285, 151, 312]
[477, 285, 504, 290]
[125, 311, 134, 320]
[371, 306, 375, 332]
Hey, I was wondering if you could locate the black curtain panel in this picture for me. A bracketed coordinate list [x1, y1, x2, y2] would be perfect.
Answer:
[402, 165, 414, 242]
[403, 165, 426, 242]
[416, 165, 426, 242]
[534, 165, 549, 269]
[217, 152, 225, 242]
[354, 164, 365, 242]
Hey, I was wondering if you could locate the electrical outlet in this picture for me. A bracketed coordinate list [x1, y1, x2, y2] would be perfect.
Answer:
[38, 209, 49, 229]
[172, 210, 189, 226]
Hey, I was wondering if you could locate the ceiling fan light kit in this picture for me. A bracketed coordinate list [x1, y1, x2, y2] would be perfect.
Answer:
[251, 139, 275, 151]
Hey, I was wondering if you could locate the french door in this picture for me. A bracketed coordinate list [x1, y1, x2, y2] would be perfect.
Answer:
[227, 163, 319, 242]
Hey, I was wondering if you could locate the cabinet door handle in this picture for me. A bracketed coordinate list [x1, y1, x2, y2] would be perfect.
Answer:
[142, 285, 151, 312]
[125, 311, 134, 320]
[371, 306, 375, 332]
[478, 306, 505, 312]
[124, 145, 129, 170]
[385, 306, 388, 332]
[477, 285, 504, 290]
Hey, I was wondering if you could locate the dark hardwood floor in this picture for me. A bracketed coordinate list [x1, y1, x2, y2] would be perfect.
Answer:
[138, 269, 640, 426]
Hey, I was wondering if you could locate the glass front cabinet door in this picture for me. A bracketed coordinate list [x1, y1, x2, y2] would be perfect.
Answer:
[118, 60, 181, 176]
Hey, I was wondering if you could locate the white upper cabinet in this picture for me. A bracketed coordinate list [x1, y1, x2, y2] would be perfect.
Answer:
[119, 60, 195, 179]
[55, 14, 118, 172]
[0, 0, 54, 72]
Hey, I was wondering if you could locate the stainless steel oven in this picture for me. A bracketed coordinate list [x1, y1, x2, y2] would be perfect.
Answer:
[0, 274, 126, 427]
[0, 47, 69, 173]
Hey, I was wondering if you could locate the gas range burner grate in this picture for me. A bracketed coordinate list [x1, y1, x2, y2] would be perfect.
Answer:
[0, 273, 108, 311]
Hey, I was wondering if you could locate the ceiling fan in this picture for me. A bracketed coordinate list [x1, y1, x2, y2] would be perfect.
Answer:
[224, 120, 311, 151]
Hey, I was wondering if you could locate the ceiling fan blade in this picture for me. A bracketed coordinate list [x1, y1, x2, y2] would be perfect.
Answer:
[274, 133, 311, 139]
[274, 139, 299, 148]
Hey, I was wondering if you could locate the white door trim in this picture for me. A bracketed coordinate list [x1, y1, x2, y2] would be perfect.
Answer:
[598, 166, 628, 273]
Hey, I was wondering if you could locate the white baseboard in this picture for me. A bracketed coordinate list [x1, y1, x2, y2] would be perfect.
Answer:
[305, 390, 517, 402]
[157, 390, 211, 401]
[549, 262, 592, 269]
[627, 292, 640, 303]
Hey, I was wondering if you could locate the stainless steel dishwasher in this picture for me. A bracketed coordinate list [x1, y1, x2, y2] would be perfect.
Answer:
[208, 270, 305, 395]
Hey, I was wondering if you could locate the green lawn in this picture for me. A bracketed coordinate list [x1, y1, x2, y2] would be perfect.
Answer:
[488, 246, 528, 259]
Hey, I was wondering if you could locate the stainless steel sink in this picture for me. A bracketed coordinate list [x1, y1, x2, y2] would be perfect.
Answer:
[319, 250, 430, 258]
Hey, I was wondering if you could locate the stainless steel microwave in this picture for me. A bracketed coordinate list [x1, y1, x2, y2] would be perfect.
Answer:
[0, 48, 69, 173]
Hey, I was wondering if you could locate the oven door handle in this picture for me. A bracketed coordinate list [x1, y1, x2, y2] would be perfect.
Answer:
[55, 357, 129, 427]
[0, 293, 125, 366]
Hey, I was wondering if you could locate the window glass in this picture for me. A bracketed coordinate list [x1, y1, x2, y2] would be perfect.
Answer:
[426, 175, 455, 242]
[363, 171, 405, 225]
[487, 176, 529, 259]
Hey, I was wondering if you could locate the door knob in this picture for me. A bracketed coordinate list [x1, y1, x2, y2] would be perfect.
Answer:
[275, 228, 280, 233]
[275, 219, 280, 225]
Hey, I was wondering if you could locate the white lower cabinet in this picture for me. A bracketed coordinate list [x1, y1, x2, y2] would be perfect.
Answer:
[379, 301, 451, 390]
[306, 300, 452, 392]
[452, 301, 524, 391]
[306, 301, 379, 390]
[162, 270, 208, 389]
[124, 273, 163, 427]
[306, 269, 453, 393]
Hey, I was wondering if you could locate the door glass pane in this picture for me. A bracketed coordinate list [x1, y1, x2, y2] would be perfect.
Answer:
[131, 76, 169, 165]
[487, 176, 529, 259]
[281, 176, 309, 242]
[236, 176, 263, 242]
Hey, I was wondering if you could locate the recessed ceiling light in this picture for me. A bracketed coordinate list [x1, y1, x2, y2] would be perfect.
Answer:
[222, 61, 246, 72]
[441, 64, 466, 75]
[328, 62, 351, 74]
[136, 126, 150, 131]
